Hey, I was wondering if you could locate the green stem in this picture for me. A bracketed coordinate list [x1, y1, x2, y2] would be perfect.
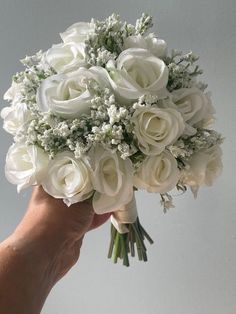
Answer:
[113, 232, 120, 263]
[132, 222, 146, 252]
[108, 224, 117, 258]
[138, 218, 154, 244]
[107, 217, 153, 266]
[129, 224, 135, 257]
[121, 235, 129, 266]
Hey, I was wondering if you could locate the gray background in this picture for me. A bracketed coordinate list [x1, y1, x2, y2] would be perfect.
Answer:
[0, 0, 235, 313]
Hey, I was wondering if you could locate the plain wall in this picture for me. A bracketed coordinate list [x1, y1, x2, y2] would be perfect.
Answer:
[0, 1, 235, 313]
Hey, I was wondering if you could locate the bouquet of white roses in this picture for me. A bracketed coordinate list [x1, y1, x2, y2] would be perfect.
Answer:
[1, 13, 223, 266]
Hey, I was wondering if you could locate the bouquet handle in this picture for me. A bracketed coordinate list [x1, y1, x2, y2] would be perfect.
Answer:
[108, 195, 154, 266]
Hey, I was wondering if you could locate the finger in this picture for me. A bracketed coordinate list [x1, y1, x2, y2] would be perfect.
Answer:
[89, 212, 111, 231]
[30, 185, 56, 205]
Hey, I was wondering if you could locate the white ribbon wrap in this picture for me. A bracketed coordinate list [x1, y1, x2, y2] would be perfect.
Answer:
[111, 196, 138, 234]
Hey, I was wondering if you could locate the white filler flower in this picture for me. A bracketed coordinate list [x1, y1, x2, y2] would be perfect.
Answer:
[42, 151, 93, 206]
[107, 48, 169, 104]
[132, 106, 185, 155]
[5, 143, 49, 192]
[37, 66, 110, 118]
[90, 146, 134, 214]
[134, 150, 180, 193]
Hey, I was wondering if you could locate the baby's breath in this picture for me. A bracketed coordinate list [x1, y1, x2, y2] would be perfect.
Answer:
[165, 50, 203, 92]
[85, 13, 153, 66]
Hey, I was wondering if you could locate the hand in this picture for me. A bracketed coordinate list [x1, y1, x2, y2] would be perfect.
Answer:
[13, 186, 111, 282]
[0, 186, 111, 314]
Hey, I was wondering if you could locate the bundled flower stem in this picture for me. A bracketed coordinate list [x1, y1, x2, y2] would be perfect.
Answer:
[108, 218, 154, 266]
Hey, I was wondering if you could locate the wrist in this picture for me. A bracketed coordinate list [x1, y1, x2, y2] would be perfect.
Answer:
[4, 186, 94, 286]
[0, 234, 54, 313]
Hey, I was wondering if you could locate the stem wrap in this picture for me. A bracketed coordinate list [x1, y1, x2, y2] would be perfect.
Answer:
[111, 196, 138, 234]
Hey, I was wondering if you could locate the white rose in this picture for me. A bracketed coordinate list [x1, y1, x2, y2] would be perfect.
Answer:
[123, 33, 167, 58]
[107, 48, 169, 104]
[5, 143, 49, 192]
[1, 103, 32, 135]
[42, 151, 93, 206]
[132, 106, 185, 155]
[90, 146, 134, 214]
[182, 145, 223, 196]
[134, 150, 180, 193]
[37, 66, 109, 118]
[172, 87, 215, 131]
[44, 42, 87, 74]
[4, 81, 23, 104]
[60, 22, 95, 43]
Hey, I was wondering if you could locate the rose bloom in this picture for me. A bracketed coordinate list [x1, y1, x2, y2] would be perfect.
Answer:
[5, 143, 49, 192]
[123, 33, 167, 58]
[182, 145, 223, 197]
[37, 66, 109, 118]
[42, 151, 93, 206]
[132, 106, 185, 155]
[1, 103, 32, 135]
[107, 48, 169, 104]
[4, 81, 23, 105]
[90, 146, 134, 214]
[44, 42, 87, 74]
[172, 87, 215, 133]
[60, 21, 95, 43]
[134, 150, 180, 193]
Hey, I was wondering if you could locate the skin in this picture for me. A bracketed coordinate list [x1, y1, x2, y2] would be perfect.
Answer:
[0, 186, 111, 314]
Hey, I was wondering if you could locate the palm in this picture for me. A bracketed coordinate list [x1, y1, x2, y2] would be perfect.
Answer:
[26, 186, 111, 281]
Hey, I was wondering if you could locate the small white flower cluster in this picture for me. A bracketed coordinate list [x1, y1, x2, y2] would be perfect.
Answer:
[1, 13, 224, 223]
[84, 13, 153, 66]
[169, 129, 224, 165]
[13, 52, 54, 106]
[165, 50, 204, 92]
